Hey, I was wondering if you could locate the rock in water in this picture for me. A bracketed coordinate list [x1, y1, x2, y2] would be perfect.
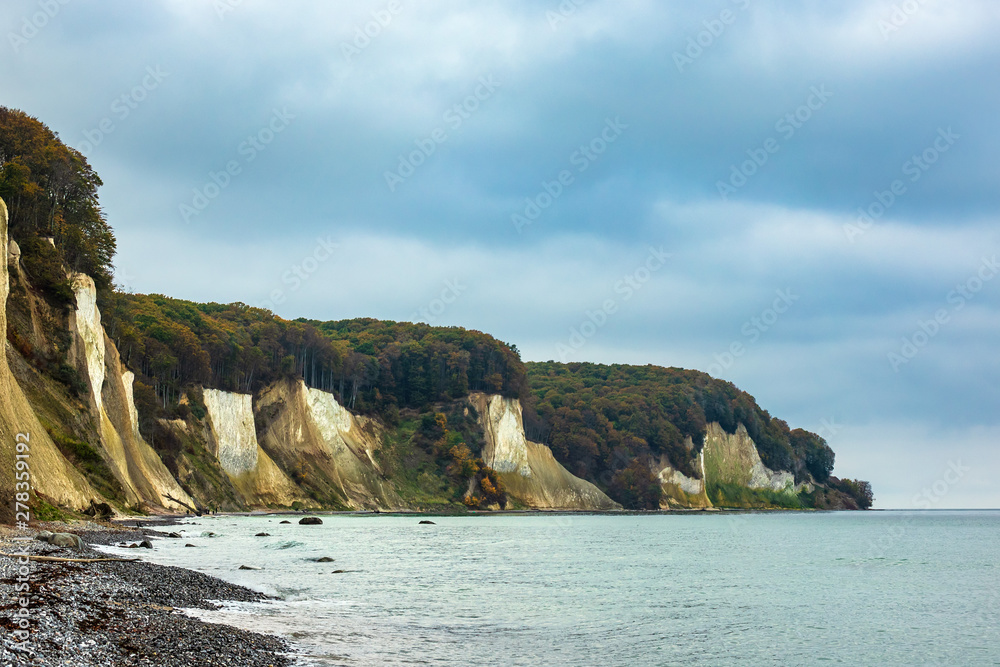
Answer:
[166, 532, 182, 538]
[184, 543, 197, 547]
[139, 540, 153, 549]
[280, 520, 291, 524]
[255, 532, 271, 537]
[315, 556, 335, 562]
[299, 517, 323, 525]
[239, 565, 262, 570]
[419, 520, 436, 525]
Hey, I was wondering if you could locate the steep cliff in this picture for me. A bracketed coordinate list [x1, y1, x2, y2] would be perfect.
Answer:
[702, 422, 810, 494]
[66, 273, 194, 513]
[655, 446, 712, 509]
[0, 197, 95, 516]
[202, 388, 308, 507]
[256, 379, 401, 509]
[469, 392, 620, 510]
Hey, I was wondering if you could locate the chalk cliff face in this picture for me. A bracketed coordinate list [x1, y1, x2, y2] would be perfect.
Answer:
[255, 379, 401, 509]
[655, 446, 712, 509]
[0, 197, 94, 516]
[202, 388, 307, 507]
[469, 392, 620, 510]
[702, 422, 805, 493]
[67, 273, 194, 512]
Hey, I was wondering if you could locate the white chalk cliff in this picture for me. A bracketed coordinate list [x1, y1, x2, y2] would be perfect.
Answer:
[469, 392, 619, 510]
[701, 422, 803, 492]
[655, 446, 712, 508]
[67, 273, 194, 512]
[203, 387, 306, 506]
[255, 379, 400, 509]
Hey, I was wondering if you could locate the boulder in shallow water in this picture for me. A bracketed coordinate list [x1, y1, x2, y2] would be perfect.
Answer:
[139, 540, 153, 549]
[299, 517, 323, 525]
[418, 520, 436, 525]
[279, 520, 291, 524]
[166, 532, 182, 538]
[255, 532, 271, 537]
[185, 543, 197, 547]
[315, 556, 335, 562]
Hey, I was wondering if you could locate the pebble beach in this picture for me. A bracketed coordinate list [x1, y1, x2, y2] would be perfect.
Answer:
[0, 521, 292, 667]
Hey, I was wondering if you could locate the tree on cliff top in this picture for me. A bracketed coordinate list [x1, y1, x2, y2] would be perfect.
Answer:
[0, 107, 115, 297]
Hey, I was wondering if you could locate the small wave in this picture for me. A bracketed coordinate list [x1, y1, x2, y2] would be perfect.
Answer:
[268, 540, 305, 549]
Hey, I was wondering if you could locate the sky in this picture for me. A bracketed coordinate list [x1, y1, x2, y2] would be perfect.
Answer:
[2, 0, 998, 508]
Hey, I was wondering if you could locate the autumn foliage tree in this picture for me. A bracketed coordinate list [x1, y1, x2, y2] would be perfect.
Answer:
[0, 107, 115, 300]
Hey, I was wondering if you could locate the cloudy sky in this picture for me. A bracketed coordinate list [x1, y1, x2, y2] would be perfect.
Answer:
[3, 0, 998, 507]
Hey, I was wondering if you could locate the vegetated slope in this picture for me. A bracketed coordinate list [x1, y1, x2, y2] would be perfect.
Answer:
[525, 362, 872, 509]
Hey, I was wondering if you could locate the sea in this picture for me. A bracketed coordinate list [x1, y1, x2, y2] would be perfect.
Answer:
[98, 511, 1000, 666]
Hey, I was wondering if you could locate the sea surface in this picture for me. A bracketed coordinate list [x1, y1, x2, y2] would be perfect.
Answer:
[100, 511, 1000, 666]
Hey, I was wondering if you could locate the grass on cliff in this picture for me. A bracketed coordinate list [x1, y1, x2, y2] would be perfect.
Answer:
[377, 418, 459, 509]
[708, 482, 804, 509]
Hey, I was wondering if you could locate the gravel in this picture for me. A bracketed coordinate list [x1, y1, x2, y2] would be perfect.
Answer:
[0, 523, 294, 666]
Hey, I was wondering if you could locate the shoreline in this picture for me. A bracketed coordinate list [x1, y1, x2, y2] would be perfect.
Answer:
[0, 521, 293, 666]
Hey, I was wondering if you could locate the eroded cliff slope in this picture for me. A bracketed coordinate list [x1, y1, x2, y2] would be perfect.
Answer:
[0, 198, 94, 516]
[469, 392, 620, 510]
[66, 273, 194, 512]
[256, 379, 401, 509]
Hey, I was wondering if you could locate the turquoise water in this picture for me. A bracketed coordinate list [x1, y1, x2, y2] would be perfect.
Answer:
[102, 511, 1000, 666]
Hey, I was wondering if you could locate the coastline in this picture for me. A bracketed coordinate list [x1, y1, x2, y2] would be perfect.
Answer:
[0, 521, 293, 666]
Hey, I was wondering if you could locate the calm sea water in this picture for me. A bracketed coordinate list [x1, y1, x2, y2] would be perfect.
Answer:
[101, 511, 1000, 666]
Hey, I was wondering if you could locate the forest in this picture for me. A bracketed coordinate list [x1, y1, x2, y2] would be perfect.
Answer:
[99, 292, 524, 419]
[524, 362, 836, 493]
[0, 107, 115, 301]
